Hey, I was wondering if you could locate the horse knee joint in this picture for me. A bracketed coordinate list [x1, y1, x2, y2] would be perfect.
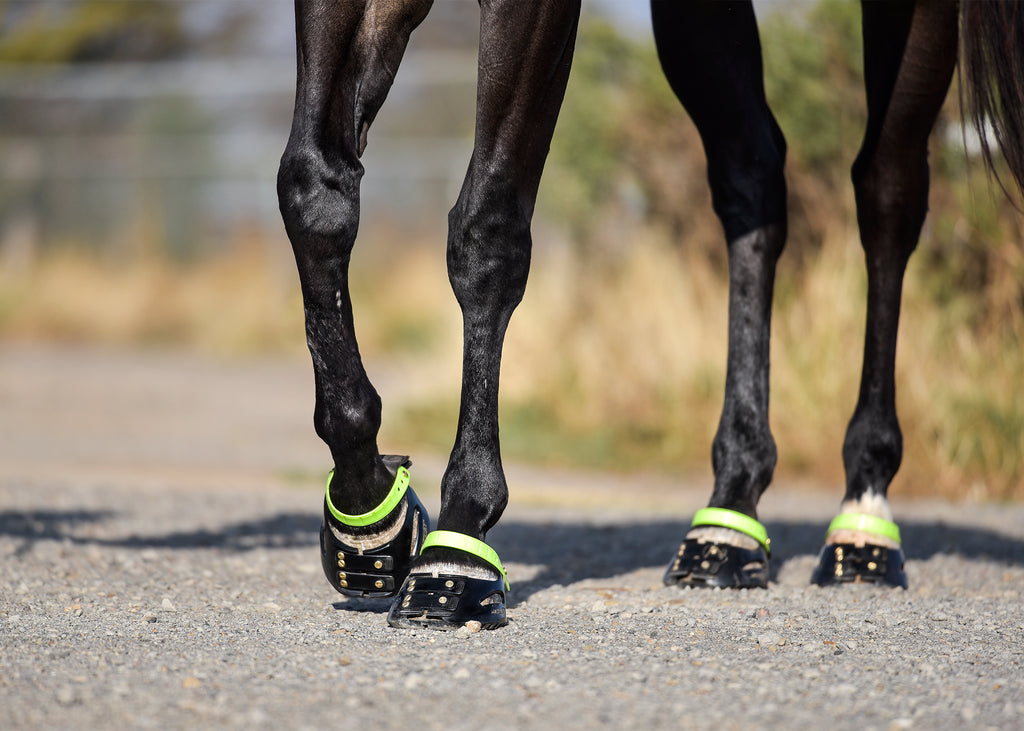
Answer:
[852, 153, 929, 258]
[707, 126, 787, 242]
[278, 147, 362, 256]
[447, 183, 531, 314]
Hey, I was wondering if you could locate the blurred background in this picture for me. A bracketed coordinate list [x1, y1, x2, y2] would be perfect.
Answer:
[1, 0, 1021, 500]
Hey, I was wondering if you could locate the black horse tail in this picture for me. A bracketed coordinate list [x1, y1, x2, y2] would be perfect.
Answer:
[960, 2, 1024, 201]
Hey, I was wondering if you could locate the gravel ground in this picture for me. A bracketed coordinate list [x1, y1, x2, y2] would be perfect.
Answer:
[2, 344, 1023, 730]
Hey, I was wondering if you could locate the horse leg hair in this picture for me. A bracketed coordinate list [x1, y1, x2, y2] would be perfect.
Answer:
[418, 0, 581, 579]
[652, 1, 787, 547]
[835, 0, 957, 545]
[277, 0, 433, 518]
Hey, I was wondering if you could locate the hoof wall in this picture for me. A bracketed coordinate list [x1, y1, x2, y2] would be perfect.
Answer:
[811, 543, 907, 589]
[663, 538, 769, 589]
[387, 574, 507, 631]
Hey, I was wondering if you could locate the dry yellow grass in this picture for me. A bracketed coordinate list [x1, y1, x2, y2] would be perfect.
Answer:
[0, 241, 306, 355]
[2, 223, 1021, 501]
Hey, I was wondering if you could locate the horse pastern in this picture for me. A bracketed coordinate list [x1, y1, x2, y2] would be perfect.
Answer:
[826, 529, 901, 551]
[686, 525, 760, 552]
[410, 558, 500, 583]
[839, 494, 894, 522]
[326, 498, 410, 549]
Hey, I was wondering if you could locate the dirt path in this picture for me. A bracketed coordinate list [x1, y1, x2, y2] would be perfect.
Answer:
[2, 344, 1023, 729]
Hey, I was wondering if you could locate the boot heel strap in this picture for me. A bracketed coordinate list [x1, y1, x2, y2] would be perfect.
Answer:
[691, 508, 771, 556]
[326, 466, 410, 527]
[826, 513, 901, 545]
[421, 530, 510, 591]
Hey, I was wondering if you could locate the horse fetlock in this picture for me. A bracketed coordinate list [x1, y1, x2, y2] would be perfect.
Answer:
[842, 417, 903, 498]
[710, 431, 777, 511]
[313, 393, 382, 457]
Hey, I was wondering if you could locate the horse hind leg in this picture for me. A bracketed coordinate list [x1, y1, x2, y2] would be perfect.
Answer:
[278, 0, 434, 599]
[652, 1, 786, 589]
[812, 0, 958, 588]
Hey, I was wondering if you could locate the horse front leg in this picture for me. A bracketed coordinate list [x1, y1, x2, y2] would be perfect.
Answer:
[387, 0, 581, 630]
[278, 0, 434, 599]
[812, 0, 957, 588]
[652, 1, 787, 589]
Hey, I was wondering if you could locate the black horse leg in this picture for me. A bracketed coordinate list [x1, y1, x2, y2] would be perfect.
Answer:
[409, 0, 580, 578]
[278, 0, 433, 594]
[814, 0, 957, 586]
[653, 2, 787, 588]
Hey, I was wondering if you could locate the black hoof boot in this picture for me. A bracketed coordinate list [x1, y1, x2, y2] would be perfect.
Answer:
[387, 573, 507, 630]
[810, 513, 907, 588]
[811, 543, 907, 588]
[320, 465, 430, 598]
[663, 508, 771, 589]
[387, 530, 509, 630]
[663, 538, 769, 589]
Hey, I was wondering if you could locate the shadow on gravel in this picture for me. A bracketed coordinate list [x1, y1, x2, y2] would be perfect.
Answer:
[0, 509, 319, 554]
[4, 510, 1023, 606]
[489, 518, 1024, 605]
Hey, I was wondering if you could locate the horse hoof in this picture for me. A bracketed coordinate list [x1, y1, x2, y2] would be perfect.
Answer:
[387, 573, 508, 630]
[810, 543, 907, 589]
[320, 480, 430, 599]
[663, 538, 769, 589]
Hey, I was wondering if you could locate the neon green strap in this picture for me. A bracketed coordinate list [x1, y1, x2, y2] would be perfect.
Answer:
[325, 465, 410, 527]
[691, 507, 771, 556]
[826, 513, 901, 545]
[421, 530, 510, 591]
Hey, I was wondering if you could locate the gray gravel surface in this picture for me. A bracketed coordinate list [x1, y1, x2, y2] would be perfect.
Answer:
[2, 344, 1023, 730]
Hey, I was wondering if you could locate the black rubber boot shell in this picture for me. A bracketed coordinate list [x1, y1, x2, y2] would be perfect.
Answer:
[811, 543, 907, 589]
[387, 573, 507, 630]
[663, 538, 769, 589]
[320, 487, 429, 599]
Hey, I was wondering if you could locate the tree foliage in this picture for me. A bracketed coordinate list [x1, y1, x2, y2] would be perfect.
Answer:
[545, 1, 1022, 302]
[0, 0, 187, 63]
